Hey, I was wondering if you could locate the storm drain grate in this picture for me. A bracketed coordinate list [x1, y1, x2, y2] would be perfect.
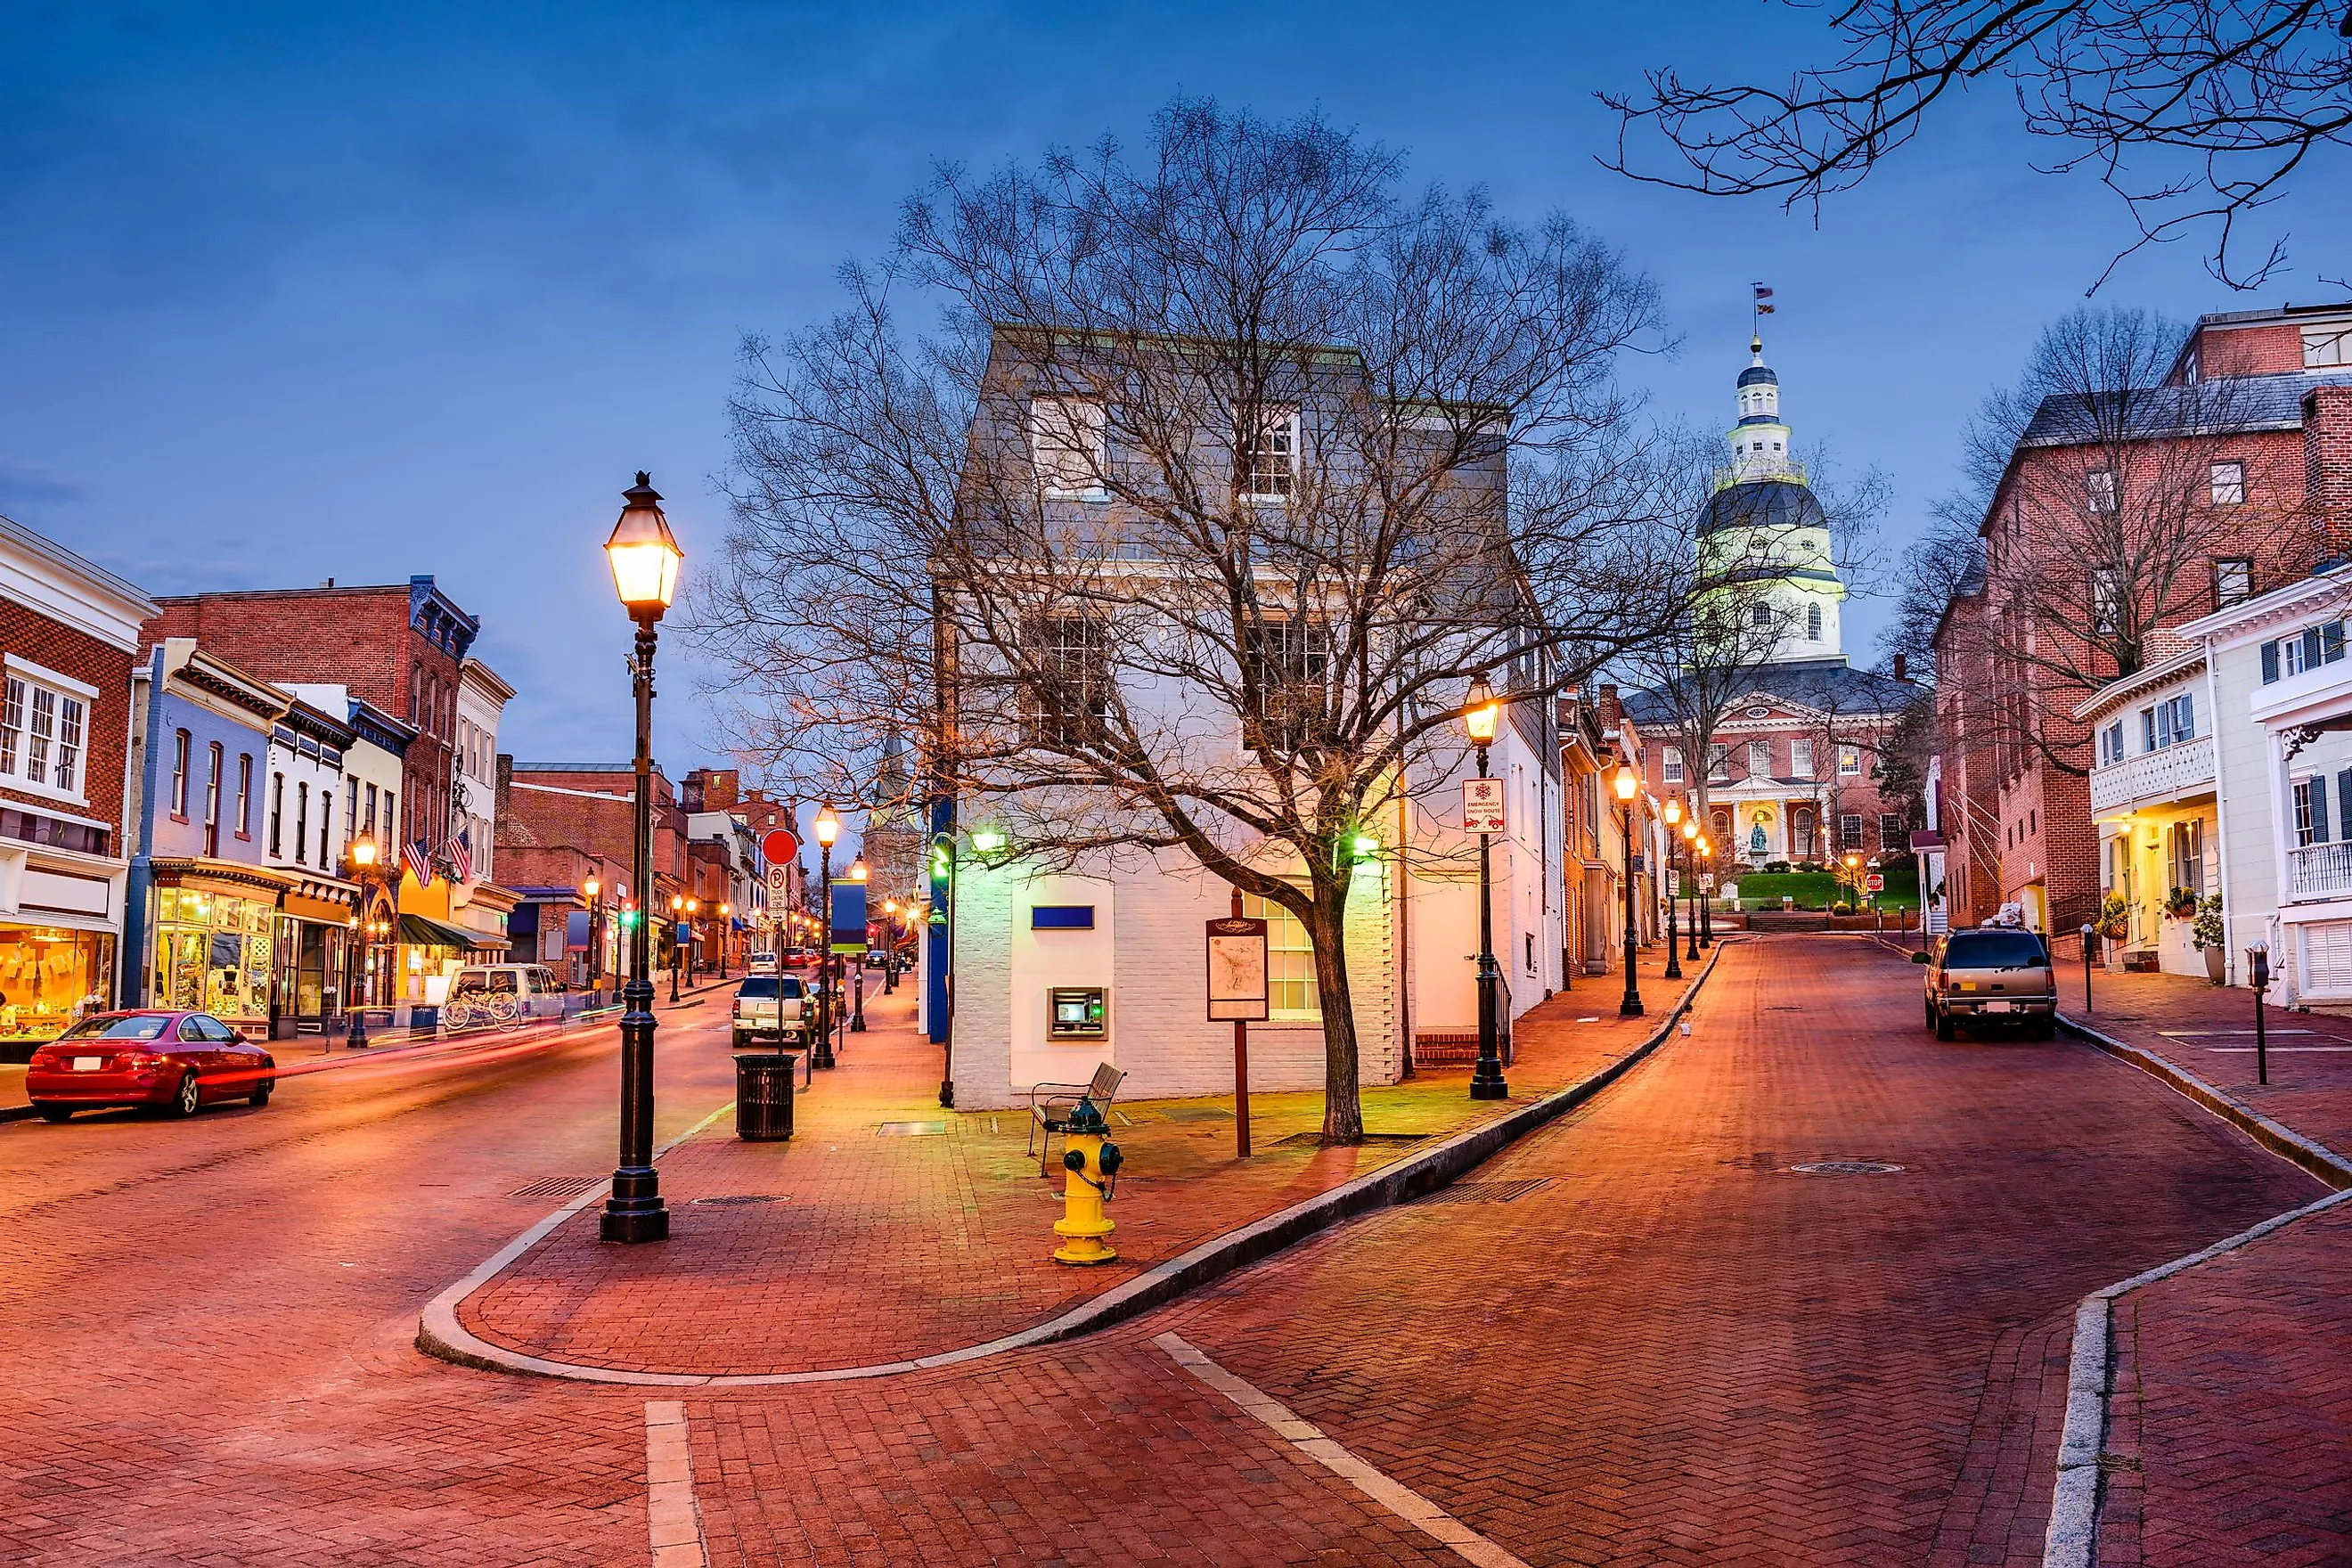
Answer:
[1790, 1160, 1906, 1176]
[1412, 1178, 1553, 1206]
[1272, 1131, 1427, 1148]
[877, 1121, 950, 1137]
[509, 1175, 602, 1200]
[691, 1194, 784, 1207]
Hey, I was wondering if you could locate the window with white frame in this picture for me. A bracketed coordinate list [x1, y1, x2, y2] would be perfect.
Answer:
[0, 666, 92, 800]
[2307, 326, 2352, 368]
[1791, 739, 1814, 778]
[2095, 720, 2126, 767]
[1242, 893, 1319, 1017]
[2085, 469, 2117, 513]
[1244, 408, 1298, 498]
[2209, 461, 2245, 505]
[1022, 614, 1111, 746]
[2266, 621, 2348, 682]
[1661, 746, 1684, 783]
[1879, 814, 1906, 853]
[2292, 777, 2323, 846]
[1030, 396, 1106, 495]
[1838, 813, 1864, 849]
[1708, 745, 1731, 781]
[2169, 819, 2203, 894]
[1246, 617, 1331, 749]
[1748, 739, 1771, 778]
[1751, 600, 1773, 629]
[1806, 603, 1823, 641]
[1838, 745, 1862, 776]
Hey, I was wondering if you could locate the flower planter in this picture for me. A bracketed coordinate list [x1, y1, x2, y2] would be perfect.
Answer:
[2203, 945, 2226, 984]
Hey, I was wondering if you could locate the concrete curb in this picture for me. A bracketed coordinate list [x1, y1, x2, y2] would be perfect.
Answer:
[418, 942, 1737, 1387]
[2038, 1012, 2352, 1568]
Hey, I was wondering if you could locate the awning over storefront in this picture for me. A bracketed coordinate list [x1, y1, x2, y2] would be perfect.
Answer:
[399, 912, 504, 951]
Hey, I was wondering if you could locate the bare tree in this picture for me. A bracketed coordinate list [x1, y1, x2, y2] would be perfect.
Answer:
[1605, 1, 2352, 290]
[1907, 305, 2288, 776]
[693, 99, 1683, 1143]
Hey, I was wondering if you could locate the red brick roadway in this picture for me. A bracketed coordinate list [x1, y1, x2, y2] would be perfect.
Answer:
[2038, 954, 2352, 1568]
[453, 946, 1701, 1378]
[0, 937, 2317, 1565]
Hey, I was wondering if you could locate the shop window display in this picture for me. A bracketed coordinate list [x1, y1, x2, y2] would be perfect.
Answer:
[151, 886, 273, 1022]
[0, 927, 115, 1052]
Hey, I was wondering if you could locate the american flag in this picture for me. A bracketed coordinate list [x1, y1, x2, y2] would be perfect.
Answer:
[404, 837, 435, 887]
[1752, 282, 1776, 314]
[449, 827, 473, 885]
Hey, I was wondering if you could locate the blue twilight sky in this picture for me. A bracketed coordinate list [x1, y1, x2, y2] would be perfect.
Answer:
[5, 3, 2347, 780]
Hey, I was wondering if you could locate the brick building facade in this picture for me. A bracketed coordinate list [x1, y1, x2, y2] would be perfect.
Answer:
[1936, 303, 2352, 933]
[497, 759, 687, 984]
[0, 515, 159, 1043]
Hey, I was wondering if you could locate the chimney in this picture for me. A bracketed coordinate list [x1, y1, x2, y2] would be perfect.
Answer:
[1892, 652, 1910, 683]
[1597, 682, 1623, 730]
[496, 753, 512, 817]
[2307, 385, 2352, 556]
[702, 768, 740, 811]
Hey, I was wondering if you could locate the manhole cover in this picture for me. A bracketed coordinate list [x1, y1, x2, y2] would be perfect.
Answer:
[1412, 1178, 1552, 1205]
[877, 1121, 950, 1137]
[1789, 1160, 1906, 1176]
[509, 1175, 602, 1199]
[690, 1194, 783, 1207]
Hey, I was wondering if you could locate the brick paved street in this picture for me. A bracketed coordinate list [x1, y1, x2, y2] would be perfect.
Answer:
[2, 935, 2328, 1565]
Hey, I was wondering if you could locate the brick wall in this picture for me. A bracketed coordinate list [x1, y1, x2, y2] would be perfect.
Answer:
[2309, 385, 2352, 549]
[2192, 322, 2307, 378]
[502, 766, 686, 896]
[0, 600, 137, 840]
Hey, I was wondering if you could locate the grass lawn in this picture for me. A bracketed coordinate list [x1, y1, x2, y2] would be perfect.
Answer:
[1719, 863, 1921, 911]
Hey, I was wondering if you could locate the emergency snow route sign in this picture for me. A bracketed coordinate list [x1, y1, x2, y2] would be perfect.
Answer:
[1462, 777, 1506, 835]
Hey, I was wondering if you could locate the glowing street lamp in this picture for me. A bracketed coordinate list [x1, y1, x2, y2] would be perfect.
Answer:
[1681, 815, 1701, 960]
[1613, 760, 1643, 1018]
[1461, 674, 1506, 1101]
[601, 471, 684, 1245]
[810, 804, 840, 1069]
[1660, 796, 1684, 982]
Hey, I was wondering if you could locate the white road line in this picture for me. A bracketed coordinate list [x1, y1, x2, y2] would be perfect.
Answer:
[644, 1401, 706, 1568]
[2195, 1046, 2352, 1053]
[2159, 1029, 2314, 1037]
[1153, 1332, 1532, 1568]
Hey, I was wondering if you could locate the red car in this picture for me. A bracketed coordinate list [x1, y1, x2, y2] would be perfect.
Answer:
[24, 1010, 277, 1122]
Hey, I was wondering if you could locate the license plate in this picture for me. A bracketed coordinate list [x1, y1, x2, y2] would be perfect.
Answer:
[1987, 1001, 2013, 1014]
[73, 1056, 102, 1071]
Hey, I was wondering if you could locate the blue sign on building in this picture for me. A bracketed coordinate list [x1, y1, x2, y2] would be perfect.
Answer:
[829, 880, 867, 954]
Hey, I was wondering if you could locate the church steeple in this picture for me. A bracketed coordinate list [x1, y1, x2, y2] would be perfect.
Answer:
[1727, 335, 1796, 484]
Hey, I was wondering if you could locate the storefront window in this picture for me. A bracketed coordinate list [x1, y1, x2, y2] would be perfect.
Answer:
[152, 886, 274, 1020]
[0, 927, 116, 1046]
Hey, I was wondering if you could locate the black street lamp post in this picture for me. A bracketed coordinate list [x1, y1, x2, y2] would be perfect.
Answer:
[1681, 819, 1701, 960]
[600, 471, 682, 1246]
[669, 894, 685, 1004]
[1613, 760, 1644, 1017]
[1697, 838, 1714, 947]
[343, 837, 387, 1049]
[1463, 677, 1507, 1101]
[1660, 796, 1684, 983]
[811, 805, 839, 1069]
[848, 857, 869, 1033]
[2248, 941, 2271, 1085]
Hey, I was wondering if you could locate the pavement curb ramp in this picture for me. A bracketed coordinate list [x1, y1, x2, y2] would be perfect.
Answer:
[2039, 1012, 2352, 1568]
[416, 941, 1736, 1387]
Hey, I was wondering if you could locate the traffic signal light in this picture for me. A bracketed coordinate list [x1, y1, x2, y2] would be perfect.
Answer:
[929, 834, 955, 885]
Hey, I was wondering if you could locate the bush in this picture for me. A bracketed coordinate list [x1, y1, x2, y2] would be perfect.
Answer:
[1762, 859, 1793, 874]
[1831, 902, 1854, 916]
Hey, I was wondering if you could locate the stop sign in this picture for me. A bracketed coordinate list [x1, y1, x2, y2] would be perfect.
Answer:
[1866, 873, 1885, 892]
[761, 828, 800, 866]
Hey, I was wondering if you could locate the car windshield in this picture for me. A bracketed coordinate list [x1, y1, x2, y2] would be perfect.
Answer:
[1948, 932, 2047, 968]
[738, 978, 780, 1000]
[58, 1015, 171, 1041]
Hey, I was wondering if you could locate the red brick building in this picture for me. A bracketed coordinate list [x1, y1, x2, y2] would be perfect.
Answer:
[143, 577, 478, 864]
[497, 758, 687, 984]
[1936, 303, 2352, 932]
[0, 515, 159, 1041]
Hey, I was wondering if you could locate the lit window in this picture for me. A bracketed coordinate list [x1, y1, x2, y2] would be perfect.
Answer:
[2209, 461, 2245, 506]
[1838, 746, 1861, 776]
[1030, 396, 1107, 495]
[1242, 893, 1319, 1017]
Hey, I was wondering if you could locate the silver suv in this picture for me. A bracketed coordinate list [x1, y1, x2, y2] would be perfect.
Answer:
[1916, 929, 2057, 1040]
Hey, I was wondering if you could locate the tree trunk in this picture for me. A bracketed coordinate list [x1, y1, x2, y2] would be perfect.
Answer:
[1308, 876, 1364, 1146]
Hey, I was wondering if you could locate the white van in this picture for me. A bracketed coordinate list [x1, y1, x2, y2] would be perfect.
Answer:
[445, 964, 569, 1027]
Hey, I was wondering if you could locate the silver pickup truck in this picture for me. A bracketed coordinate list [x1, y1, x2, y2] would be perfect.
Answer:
[731, 975, 809, 1049]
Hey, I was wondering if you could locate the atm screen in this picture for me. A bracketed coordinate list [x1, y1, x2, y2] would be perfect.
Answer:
[1055, 997, 1089, 1025]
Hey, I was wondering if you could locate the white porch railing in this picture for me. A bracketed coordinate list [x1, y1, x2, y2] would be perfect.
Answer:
[2289, 841, 2352, 902]
[2087, 736, 2214, 816]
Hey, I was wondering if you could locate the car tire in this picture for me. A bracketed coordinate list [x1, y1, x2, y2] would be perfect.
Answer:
[34, 1104, 71, 1123]
[1934, 1009, 1956, 1041]
[1925, 997, 1938, 1030]
[171, 1072, 200, 1118]
[249, 1081, 273, 1107]
[732, 1031, 747, 1049]
[2031, 1017, 2056, 1041]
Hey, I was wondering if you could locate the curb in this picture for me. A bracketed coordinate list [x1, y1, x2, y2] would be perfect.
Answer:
[418, 941, 1736, 1387]
[2039, 1013, 2352, 1568]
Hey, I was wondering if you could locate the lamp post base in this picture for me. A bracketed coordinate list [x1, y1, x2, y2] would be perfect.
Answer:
[1468, 1065, 1508, 1100]
[599, 1205, 670, 1244]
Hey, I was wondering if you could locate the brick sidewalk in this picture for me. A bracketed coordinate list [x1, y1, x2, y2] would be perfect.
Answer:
[2044, 959, 2352, 1566]
[453, 941, 1713, 1377]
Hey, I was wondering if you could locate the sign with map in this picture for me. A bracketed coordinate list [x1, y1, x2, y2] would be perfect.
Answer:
[1205, 916, 1269, 1022]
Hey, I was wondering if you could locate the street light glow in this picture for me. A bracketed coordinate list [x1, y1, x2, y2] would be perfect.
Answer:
[605, 472, 683, 614]
[1462, 674, 1499, 746]
[970, 826, 1008, 854]
[849, 859, 869, 883]
[1613, 760, 1639, 801]
[1662, 796, 1681, 826]
[584, 877, 600, 899]
[813, 803, 840, 848]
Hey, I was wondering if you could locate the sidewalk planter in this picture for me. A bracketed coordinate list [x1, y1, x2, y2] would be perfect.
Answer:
[733, 1052, 798, 1140]
[2205, 946, 2227, 984]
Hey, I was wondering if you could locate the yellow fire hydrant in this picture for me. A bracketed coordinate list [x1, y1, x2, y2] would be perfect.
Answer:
[1052, 1099, 1123, 1265]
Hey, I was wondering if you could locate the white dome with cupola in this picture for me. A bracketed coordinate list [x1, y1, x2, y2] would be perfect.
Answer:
[1698, 334, 1846, 664]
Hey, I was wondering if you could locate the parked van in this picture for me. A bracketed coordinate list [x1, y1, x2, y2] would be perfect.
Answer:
[445, 964, 570, 1029]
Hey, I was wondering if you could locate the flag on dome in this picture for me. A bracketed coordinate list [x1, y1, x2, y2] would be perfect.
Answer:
[1752, 282, 1775, 314]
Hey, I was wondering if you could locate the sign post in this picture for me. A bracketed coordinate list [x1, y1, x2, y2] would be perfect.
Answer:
[1206, 892, 1270, 1158]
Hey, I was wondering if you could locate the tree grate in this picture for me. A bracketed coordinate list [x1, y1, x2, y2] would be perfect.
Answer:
[1412, 1178, 1553, 1205]
[509, 1175, 603, 1200]
[1789, 1160, 1906, 1176]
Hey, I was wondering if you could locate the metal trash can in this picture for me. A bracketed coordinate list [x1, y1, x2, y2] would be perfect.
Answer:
[734, 1052, 798, 1140]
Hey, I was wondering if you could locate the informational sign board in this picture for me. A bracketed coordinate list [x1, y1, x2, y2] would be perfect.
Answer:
[1629, 853, 1646, 875]
[765, 865, 788, 902]
[1700, 873, 1717, 891]
[1205, 916, 1270, 1022]
[1866, 873, 1886, 892]
[1669, 871, 1681, 895]
[761, 828, 799, 867]
[1462, 777, 1507, 835]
